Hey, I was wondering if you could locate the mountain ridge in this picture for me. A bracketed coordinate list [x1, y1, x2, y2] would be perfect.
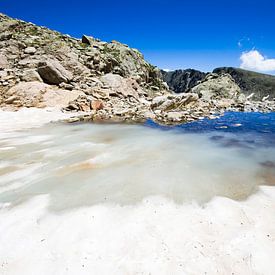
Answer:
[162, 66, 275, 100]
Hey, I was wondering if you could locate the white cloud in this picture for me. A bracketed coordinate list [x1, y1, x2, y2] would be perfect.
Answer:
[162, 68, 171, 72]
[240, 50, 275, 72]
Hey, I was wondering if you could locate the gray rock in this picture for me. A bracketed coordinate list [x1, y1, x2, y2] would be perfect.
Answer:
[38, 60, 73, 85]
[0, 54, 9, 69]
[167, 112, 185, 122]
[151, 95, 168, 107]
[24, 47, 36, 54]
[192, 73, 240, 100]
[21, 69, 42, 82]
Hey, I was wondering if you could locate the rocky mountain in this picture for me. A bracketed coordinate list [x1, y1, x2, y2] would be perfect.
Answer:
[213, 67, 275, 100]
[161, 69, 206, 93]
[0, 13, 274, 125]
[162, 66, 275, 101]
[0, 13, 167, 109]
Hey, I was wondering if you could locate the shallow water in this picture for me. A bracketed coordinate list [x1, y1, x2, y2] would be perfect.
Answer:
[1, 110, 275, 275]
[1, 112, 275, 211]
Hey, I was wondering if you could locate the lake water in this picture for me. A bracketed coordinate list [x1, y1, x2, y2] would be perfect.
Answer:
[1, 110, 275, 274]
[1, 112, 275, 210]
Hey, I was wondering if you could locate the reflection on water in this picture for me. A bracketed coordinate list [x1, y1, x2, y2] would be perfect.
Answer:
[0, 112, 275, 211]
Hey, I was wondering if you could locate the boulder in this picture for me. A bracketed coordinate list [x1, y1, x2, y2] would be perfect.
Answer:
[5, 81, 49, 107]
[82, 35, 95, 46]
[100, 73, 140, 98]
[43, 89, 85, 108]
[24, 47, 36, 55]
[38, 60, 73, 85]
[192, 73, 240, 100]
[4, 81, 84, 108]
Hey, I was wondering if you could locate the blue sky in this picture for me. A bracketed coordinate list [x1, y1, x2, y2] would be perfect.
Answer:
[1, 0, 275, 73]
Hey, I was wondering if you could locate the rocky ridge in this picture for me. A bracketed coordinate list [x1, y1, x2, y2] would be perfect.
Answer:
[213, 67, 275, 100]
[161, 69, 206, 93]
[0, 13, 274, 125]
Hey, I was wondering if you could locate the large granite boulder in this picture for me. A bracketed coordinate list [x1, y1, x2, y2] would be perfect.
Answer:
[3, 81, 84, 109]
[38, 60, 73, 85]
[191, 73, 241, 100]
[100, 73, 141, 98]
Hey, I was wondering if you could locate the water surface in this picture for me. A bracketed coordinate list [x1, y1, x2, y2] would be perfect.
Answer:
[0, 112, 275, 211]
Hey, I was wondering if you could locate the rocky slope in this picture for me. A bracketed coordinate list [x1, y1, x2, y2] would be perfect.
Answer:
[0, 13, 274, 125]
[0, 13, 167, 107]
[163, 67, 275, 101]
[161, 69, 206, 93]
[213, 67, 275, 100]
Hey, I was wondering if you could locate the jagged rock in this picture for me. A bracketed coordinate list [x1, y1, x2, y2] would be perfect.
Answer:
[192, 73, 240, 100]
[82, 35, 95, 45]
[37, 60, 73, 85]
[161, 69, 206, 93]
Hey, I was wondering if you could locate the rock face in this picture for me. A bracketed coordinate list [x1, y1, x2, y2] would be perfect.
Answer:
[191, 73, 241, 100]
[0, 13, 274, 124]
[161, 69, 206, 93]
[3, 81, 84, 108]
[162, 67, 275, 102]
[0, 13, 167, 110]
[213, 67, 275, 100]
